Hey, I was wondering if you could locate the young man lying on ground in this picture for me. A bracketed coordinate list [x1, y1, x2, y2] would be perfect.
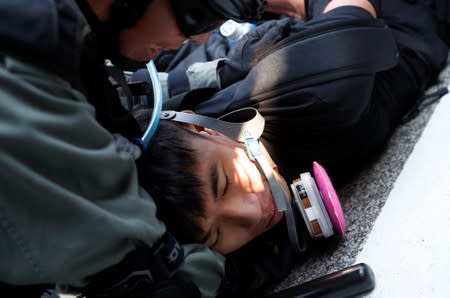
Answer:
[131, 0, 448, 296]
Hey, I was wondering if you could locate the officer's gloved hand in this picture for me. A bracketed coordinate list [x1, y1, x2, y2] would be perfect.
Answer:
[143, 244, 225, 298]
[67, 242, 224, 298]
[112, 133, 142, 160]
[178, 244, 225, 298]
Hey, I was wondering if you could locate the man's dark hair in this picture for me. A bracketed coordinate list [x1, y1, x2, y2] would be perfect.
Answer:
[134, 107, 207, 244]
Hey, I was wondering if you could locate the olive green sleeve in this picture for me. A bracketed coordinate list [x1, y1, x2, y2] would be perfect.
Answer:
[0, 55, 165, 285]
[0, 56, 224, 297]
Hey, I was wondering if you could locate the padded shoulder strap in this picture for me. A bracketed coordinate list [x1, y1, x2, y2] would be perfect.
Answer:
[215, 17, 399, 91]
[306, 19, 398, 74]
[251, 18, 399, 85]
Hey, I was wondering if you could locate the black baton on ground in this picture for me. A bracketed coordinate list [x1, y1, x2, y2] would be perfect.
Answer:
[263, 263, 375, 298]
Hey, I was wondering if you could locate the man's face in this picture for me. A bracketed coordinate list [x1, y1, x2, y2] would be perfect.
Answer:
[188, 128, 288, 255]
[117, 0, 210, 61]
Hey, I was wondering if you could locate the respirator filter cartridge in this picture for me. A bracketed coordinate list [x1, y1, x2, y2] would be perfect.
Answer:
[290, 162, 346, 238]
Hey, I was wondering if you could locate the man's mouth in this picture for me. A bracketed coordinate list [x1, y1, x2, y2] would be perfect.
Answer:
[266, 195, 284, 228]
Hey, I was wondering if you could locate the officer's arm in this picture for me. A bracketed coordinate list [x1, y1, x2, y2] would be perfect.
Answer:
[0, 55, 224, 298]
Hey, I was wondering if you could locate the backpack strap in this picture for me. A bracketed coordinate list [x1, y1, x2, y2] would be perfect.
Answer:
[160, 108, 265, 142]
[232, 18, 399, 95]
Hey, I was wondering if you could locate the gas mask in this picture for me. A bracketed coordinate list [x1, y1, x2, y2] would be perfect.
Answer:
[290, 162, 346, 241]
[237, 123, 347, 254]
